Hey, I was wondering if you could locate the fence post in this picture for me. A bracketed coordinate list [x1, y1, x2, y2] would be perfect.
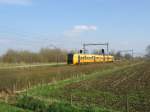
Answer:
[13, 84, 16, 94]
[125, 94, 129, 112]
[28, 81, 31, 89]
[70, 94, 73, 105]
[104, 92, 107, 107]
[5, 94, 8, 103]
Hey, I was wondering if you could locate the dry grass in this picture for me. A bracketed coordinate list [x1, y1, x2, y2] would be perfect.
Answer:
[0, 61, 132, 93]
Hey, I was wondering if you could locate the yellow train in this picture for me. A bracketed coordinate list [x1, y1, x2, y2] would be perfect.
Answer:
[67, 53, 114, 64]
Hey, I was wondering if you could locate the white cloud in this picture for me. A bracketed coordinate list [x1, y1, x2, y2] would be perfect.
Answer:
[64, 25, 98, 37]
[0, 0, 32, 5]
[72, 25, 97, 33]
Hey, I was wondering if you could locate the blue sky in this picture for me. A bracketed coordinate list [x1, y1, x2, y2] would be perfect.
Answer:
[0, 0, 150, 56]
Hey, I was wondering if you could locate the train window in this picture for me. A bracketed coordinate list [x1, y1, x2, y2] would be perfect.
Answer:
[102, 49, 105, 55]
[80, 50, 83, 54]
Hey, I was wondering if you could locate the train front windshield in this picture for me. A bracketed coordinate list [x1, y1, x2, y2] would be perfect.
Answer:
[67, 54, 73, 64]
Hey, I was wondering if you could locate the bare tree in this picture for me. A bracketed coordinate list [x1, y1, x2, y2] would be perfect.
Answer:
[0, 48, 67, 63]
[114, 51, 123, 60]
[124, 53, 132, 60]
[145, 45, 150, 58]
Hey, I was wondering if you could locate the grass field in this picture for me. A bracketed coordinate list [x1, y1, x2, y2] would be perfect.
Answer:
[0, 63, 66, 69]
[0, 101, 32, 112]
[0, 61, 133, 92]
[0, 61, 149, 112]
[22, 61, 149, 112]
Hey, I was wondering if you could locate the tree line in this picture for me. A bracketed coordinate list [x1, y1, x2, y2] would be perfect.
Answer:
[113, 45, 150, 60]
[0, 48, 67, 63]
[145, 45, 150, 58]
[0, 45, 149, 63]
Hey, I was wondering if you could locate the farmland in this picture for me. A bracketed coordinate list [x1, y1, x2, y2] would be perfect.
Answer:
[0, 61, 150, 112]
[23, 61, 150, 112]
[0, 61, 132, 92]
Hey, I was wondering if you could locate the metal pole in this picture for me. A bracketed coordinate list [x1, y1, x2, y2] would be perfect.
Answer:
[83, 44, 86, 54]
[107, 43, 109, 55]
[132, 49, 134, 60]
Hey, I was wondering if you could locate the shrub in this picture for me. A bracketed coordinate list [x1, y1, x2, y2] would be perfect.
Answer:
[47, 102, 79, 112]
[16, 95, 47, 112]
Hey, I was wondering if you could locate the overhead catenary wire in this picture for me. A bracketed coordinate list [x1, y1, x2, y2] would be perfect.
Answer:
[83, 43, 109, 54]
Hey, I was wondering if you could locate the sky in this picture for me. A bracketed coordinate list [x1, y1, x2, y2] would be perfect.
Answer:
[0, 0, 150, 56]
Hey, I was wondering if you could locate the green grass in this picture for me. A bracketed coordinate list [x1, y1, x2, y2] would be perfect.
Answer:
[0, 61, 137, 112]
[1, 61, 147, 112]
[15, 95, 119, 112]
[0, 102, 32, 112]
[26, 62, 142, 96]
[26, 63, 135, 96]
[23, 61, 150, 112]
